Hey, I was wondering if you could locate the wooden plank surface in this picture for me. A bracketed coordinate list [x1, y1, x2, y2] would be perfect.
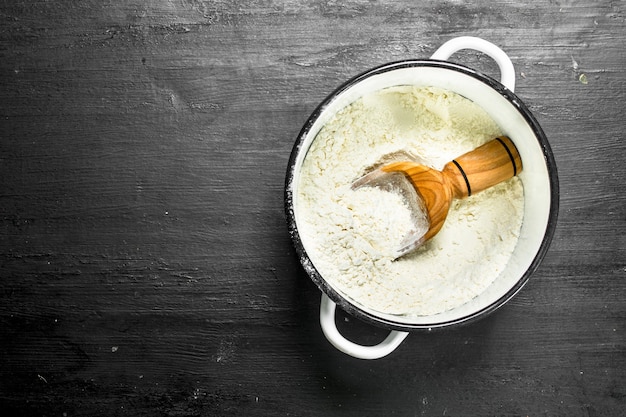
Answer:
[1, 1, 624, 415]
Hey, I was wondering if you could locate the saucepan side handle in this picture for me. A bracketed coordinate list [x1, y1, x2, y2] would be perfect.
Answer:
[319, 294, 409, 359]
[430, 36, 516, 92]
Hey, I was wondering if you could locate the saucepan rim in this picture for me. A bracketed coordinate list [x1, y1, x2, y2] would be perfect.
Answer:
[284, 59, 559, 331]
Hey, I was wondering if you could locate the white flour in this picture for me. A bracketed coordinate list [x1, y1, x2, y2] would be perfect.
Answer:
[296, 86, 524, 316]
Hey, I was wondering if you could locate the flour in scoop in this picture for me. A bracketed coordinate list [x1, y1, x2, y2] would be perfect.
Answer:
[296, 86, 524, 316]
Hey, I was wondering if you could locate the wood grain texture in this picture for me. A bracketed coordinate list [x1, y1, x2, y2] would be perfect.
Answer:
[1, 0, 624, 416]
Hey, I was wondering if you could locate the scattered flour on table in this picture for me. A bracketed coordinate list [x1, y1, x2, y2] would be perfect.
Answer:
[296, 86, 524, 316]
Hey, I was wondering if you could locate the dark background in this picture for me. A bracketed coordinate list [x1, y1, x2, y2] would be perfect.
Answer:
[1, 1, 624, 416]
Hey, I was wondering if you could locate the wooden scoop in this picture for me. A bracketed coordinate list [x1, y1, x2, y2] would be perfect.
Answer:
[352, 136, 523, 258]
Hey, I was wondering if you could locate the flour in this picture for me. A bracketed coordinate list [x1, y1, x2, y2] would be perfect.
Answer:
[296, 86, 525, 316]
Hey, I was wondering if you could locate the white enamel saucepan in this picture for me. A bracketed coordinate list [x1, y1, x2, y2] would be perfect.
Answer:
[284, 37, 559, 359]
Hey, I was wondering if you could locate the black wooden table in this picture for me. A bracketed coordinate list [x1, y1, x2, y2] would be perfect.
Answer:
[1, 1, 625, 416]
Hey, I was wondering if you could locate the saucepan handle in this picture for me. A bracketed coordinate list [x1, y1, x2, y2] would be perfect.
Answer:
[319, 294, 409, 359]
[430, 36, 516, 92]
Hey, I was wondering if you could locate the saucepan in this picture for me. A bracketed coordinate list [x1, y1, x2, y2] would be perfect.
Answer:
[284, 37, 559, 359]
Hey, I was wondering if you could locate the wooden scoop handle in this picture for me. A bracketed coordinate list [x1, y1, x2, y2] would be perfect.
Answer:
[442, 136, 522, 198]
